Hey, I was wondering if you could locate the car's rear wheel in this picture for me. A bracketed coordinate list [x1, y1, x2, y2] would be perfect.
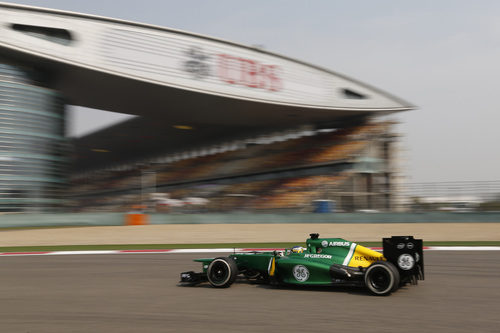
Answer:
[364, 261, 400, 296]
[207, 257, 238, 288]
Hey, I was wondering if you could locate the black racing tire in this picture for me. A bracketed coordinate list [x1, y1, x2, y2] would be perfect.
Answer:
[207, 257, 238, 288]
[364, 261, 400, 296]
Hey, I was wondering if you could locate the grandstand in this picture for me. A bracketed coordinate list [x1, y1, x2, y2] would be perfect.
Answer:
[69, 119, 398, 213]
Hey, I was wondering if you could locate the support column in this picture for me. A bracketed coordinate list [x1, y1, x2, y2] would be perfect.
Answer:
[0, 60, 69, 212]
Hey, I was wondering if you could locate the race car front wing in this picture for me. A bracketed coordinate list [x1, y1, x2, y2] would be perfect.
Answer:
[180, 271, 207, 284]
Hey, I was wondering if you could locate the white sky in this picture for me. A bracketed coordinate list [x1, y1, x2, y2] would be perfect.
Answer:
[5, 0, 500, 183]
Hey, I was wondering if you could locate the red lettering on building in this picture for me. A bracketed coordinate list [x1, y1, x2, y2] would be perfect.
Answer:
[217, 54, 282, 92]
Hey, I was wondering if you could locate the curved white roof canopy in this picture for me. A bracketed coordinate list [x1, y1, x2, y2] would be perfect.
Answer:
[0, 3, 414, 170]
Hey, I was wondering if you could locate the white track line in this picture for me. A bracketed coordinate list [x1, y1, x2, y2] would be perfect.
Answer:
[45, 250, 119, 255]
[0, 246, 499, 257]
[428, 246, 500, 251]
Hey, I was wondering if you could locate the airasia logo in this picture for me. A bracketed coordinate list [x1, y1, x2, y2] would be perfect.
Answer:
[183, 47, 282, 92]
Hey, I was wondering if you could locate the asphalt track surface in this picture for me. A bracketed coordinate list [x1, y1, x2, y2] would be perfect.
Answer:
[1, 252, 499, 333]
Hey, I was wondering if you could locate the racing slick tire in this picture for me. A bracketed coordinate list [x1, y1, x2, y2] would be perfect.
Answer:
[207, 257, 238, 288]
[364, 261, 400, 296]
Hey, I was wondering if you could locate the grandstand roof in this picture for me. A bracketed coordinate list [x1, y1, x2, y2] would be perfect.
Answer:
[0, 2, 414, 171]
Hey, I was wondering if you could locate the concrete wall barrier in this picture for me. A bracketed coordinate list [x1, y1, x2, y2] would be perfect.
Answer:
[2, 212, 500, 229]
[0, 213, 124, 228]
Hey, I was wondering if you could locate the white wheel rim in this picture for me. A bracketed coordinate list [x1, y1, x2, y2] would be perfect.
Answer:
[208, 259, 231, 286]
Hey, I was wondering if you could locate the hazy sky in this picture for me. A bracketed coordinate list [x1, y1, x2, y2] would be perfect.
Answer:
[5, 0, 500, 183]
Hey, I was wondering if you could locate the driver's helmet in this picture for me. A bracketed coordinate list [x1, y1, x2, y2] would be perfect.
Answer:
[291, 246, 304, 254]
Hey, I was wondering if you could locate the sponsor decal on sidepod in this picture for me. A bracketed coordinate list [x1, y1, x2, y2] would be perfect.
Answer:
[293, 265, 310, 282]
[304, 254, 332, 259]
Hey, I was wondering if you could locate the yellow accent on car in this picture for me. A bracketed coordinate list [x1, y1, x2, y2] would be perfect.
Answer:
[173, 125, 193, 130]
[348, 246, 386, 267]
[268, 257, 276, 276]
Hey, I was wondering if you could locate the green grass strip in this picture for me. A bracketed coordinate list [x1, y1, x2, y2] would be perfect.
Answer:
[0, 241, 499, 252]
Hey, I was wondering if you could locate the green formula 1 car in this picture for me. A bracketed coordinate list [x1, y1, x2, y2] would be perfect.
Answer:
[180, 234, 424, 295]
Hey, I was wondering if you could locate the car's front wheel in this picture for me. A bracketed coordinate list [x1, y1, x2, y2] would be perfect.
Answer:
[207, 257, 238, 288]
[364, 261, 400, 296]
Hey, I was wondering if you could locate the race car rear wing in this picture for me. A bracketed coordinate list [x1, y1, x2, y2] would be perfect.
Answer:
[383, 236, 424, 284]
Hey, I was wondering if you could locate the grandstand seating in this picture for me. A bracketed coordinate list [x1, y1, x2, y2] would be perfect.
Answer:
[69, 120, 392, 212]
